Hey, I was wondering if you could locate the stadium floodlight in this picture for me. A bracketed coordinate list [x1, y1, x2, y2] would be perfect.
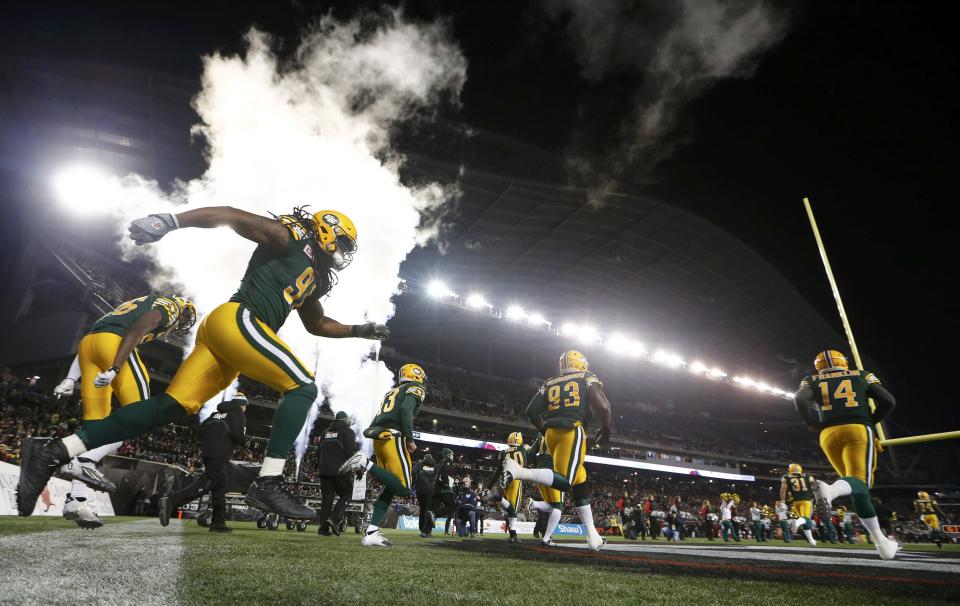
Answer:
[466, 293, 490, 309]
[578, 324, 600, 345]
[506, 305, 526, 321]
[427, 280, 456, 299]
[605, 334, 630, 354]
[51, 164, 113, 214]
[756, 381, 772, 392]
[627, 341, 646, 358]
[708, 367, 727, 379]
[527, 312, 547, 326]
[653, 350, 685, 369]
[561, 322, 580, 337]
[690, 361, 708, 374]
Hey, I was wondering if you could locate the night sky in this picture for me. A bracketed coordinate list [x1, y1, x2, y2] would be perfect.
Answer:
[1, 1, 956, 434]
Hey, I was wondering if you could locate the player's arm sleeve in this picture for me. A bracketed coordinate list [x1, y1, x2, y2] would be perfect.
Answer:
[792, 381, 821, 430]
[525, 389, 547, 430]
[399, 394, 420, 441]
[866, 380, 896, 424]
[588, 383, 613, 433]
[175, 206, 290, 252]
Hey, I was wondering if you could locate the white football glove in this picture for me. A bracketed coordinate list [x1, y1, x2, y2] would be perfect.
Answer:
[53, 378, 76, 398]
[94, 367, 119, 388]
[128, 213, 179, 246]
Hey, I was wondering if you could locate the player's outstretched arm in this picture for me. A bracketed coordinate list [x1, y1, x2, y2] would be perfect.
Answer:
[866, 382, 896, 424]
[94, 310, 162, 388]
[588, 384, 613, 446]
[297, 298, 389, 340]
[128, 206, 288, 252]
[779, 479, 788, 503]
[525, 392, 546, 433]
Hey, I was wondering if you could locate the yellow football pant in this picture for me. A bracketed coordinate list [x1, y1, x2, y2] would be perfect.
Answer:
[77, 332, 150, 420]
[923, 514, 940, 530]
[539, 484, 563, 505]
[819, 423, 878, 488]
[166, 302, 314, 413]
[503, 479, 522, 512]
[793, 500, 812, 520]
[546, 425, 588, 487]
[373, 431, 413, 490]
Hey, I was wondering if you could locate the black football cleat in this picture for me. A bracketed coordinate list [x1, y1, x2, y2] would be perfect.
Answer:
[244, 475, 316, 520]
[327, 519, 341, 536]
[209, 522, 233, 533]
[16, 438, 70, 516]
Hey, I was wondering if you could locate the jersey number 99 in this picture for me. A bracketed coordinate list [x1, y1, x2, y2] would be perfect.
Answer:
[284, 267, 316, 308]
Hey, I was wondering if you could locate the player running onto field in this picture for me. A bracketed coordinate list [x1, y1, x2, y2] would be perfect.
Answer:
[780, 463, 817, 546]
[17, 206, 387, 520]
[54, 293, 196, 528]
[793, 349, 898, 559]
[915, 491, 948, 548]
[340, 363, 428, 547]
[482, 431, 530, 543]
[500, 350, 612, 551]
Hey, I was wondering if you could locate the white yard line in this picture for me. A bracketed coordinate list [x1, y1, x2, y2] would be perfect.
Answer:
[561, 542, 960, 574]
[0, 519, 184, 605]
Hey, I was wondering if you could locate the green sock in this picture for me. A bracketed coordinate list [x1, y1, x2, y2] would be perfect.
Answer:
[368, 463, 410, 496]
[843, 476, 877, 518]
[76, 394, 186, 448]
[265, 383, 318, 458]
[370, 493, 393, 527]
[505, 504, 516, 517]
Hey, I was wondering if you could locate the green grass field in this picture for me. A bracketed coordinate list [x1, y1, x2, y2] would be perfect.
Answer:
[2, 516, 958, 605]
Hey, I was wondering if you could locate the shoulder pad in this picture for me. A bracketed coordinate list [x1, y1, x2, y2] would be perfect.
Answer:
[277, 216, 309, 241]
[406, 385, 426, 401]
[585, 372, 603, 387]
[152, 297, 180, 326]
[864, 372, 881, 385]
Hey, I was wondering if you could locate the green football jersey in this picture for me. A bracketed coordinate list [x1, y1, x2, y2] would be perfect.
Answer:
[915, 499, 937, 514]
[782, 472, 815, 501]
[89, 295, 177, 343]
[527, 433, 553, 469]
[799, 368, 881, 428]
[501, 445, 529, 469]
[528, 370, 603, 429]
[370, 382, 427, 438]
[230, 218, 332, 332]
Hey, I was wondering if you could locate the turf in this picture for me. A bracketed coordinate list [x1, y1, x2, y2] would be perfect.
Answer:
[3, 517, 958, 605]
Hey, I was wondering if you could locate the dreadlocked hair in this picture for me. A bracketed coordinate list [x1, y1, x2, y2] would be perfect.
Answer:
[271, 205, 338, 298]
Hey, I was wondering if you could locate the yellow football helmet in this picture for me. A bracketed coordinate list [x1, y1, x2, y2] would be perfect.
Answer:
[788, 463, 803, 475]
[507, 432, 523, 447]
[815, 349, 849, 372]
[171, 295, 197, 331]
[399, 363, 427, 384]
[836, 506, 847, 516]
[313, 210, 357, 271]
[918, 491, 929, 500]
[559, 349, 589, 372]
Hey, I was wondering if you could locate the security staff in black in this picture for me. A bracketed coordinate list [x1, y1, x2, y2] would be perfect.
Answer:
[316, 411, 358, 535]
[413, 454, 437, 537]
[159, 394, 247, 532]
[433, 448, 457, 534]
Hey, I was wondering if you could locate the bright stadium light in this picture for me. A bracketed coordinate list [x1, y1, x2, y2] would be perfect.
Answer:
[51, 164, 112, 214]
[506, 305, 526, 321]
[466, 293, 490, 309]
[561, 322, 579, 337]
[690, 361, 708, 374]
[605, 334, 630, 354]
[653, 350, 685, 369]
[578, 324, 600, 345]
[527, 312, 547, 326]
[708, 367, 727, 379]
[627, 341, 646, 358]
[427, 280, 455, 299]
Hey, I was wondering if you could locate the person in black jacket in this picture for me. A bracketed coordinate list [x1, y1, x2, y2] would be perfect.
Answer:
[432, 448, 457, 535]
[159, 393, 247, 532]
[316, 411, 358, 535]
[413, 454, 437, 537]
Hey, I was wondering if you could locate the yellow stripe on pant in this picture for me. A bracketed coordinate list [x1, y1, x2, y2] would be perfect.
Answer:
[373, 431, 413, 489]
[77, 332, 151, 420]
[166, 302, 314, 413]
[819, 423, 878, 487]
[545, 424, 587, 487]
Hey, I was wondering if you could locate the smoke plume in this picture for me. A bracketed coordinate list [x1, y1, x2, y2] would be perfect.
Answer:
[542, 0, 789, 191]
[65, 11, 466, 455]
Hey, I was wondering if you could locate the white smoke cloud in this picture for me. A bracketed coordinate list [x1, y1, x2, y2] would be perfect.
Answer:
[543, 0, 789, 184]
[59, 11, 465, 456]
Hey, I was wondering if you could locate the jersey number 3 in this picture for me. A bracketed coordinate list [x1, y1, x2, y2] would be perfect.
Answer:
[547, 381, 580, 411]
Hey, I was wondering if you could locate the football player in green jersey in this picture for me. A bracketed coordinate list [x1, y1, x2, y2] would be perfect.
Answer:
[54, 293, 196, 526]
[502, 349, 612, 551]
[17, 206, 387, 520]
[482, 431, 530, 543]
[793, 349, 898, 559]
[780, 463, 817, 546]
[340, 363, 428, 547]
